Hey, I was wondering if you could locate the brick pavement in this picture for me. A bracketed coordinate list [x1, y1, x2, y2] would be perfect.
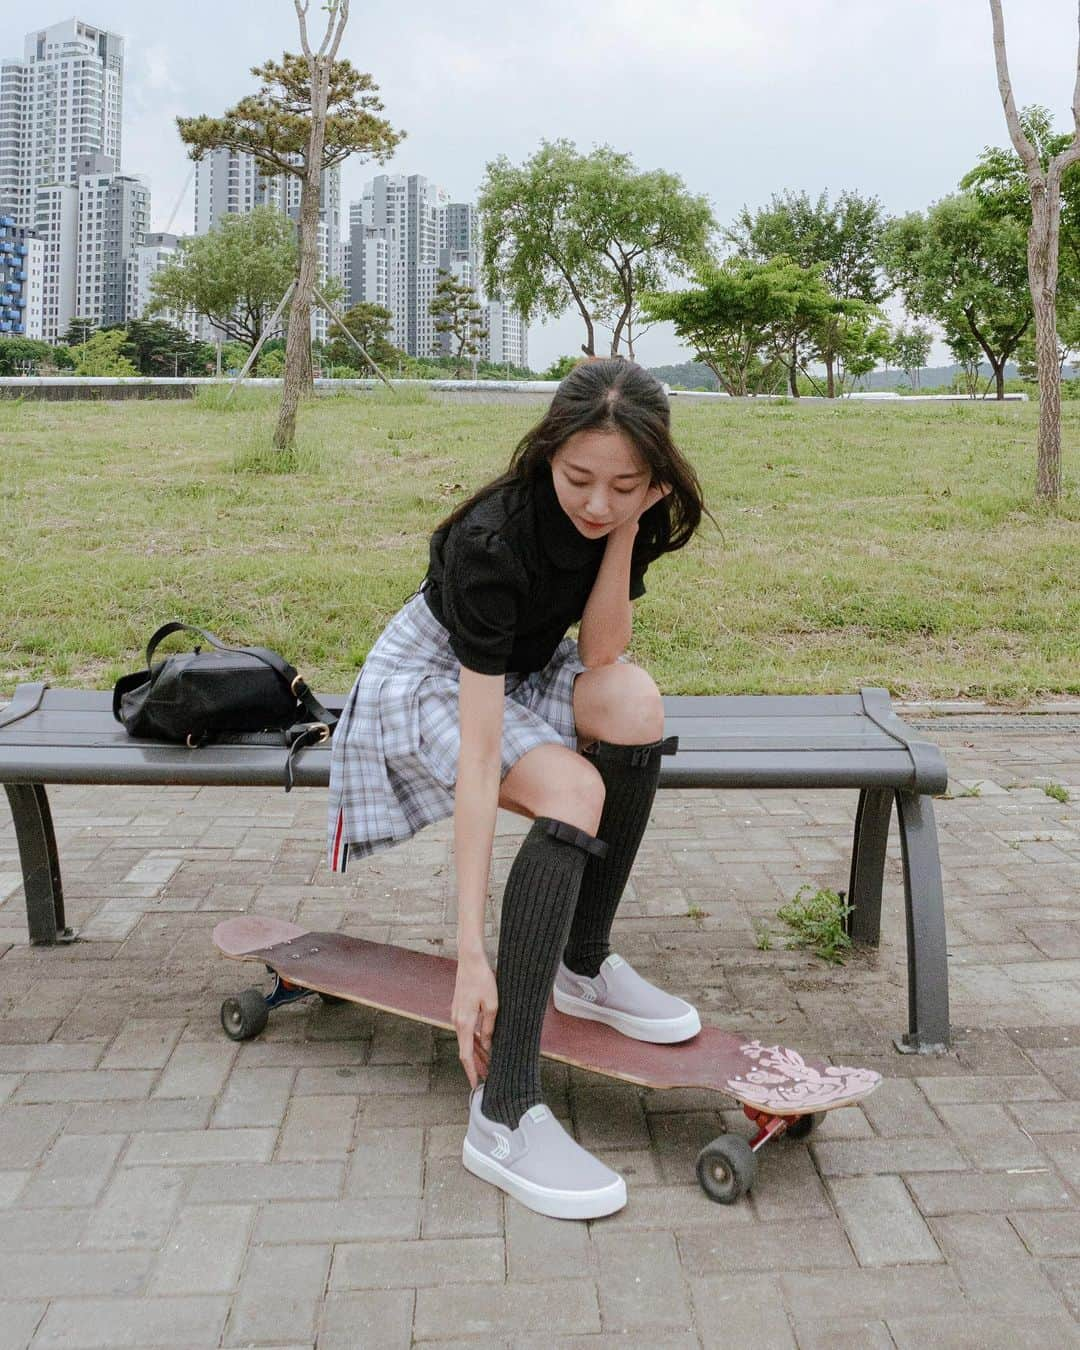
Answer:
[0, 713, 1078, 1348]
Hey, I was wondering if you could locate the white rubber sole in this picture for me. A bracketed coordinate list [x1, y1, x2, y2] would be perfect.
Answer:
[462, 1139, 627, 1220]
[553, 986, 702, 1043]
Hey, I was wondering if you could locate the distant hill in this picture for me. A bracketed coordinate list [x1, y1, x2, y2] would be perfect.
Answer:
[647, 359, 1054, 392]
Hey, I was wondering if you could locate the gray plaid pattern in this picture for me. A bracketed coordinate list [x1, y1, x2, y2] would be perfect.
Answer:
[328, 589, 607, 870]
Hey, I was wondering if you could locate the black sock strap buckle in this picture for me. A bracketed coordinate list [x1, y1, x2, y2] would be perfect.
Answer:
[630, 734, 680, 768]
[542, 817, 609, 860]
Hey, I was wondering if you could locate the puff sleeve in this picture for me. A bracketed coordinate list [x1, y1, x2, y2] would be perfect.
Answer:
[440, 523, 526, 675]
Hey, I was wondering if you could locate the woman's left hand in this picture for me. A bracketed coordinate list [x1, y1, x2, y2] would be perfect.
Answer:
[636, 481, 672, 520]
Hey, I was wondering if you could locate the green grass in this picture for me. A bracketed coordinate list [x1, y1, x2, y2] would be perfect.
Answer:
[2, 390, 1079, 697]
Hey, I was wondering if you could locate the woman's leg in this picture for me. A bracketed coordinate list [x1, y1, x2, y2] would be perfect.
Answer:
[563, 664, 666, 976]
[480, 746, 606, 1129]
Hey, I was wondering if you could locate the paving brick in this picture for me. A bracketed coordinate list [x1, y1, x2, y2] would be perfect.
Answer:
[905, 1167, 1072, 1215]
[569, 1078, 652, 1151]
[679, 1215, 854, 1277]
[343, 1127, 424, 1198]
[0, 1074, 21, 1105]
[149, 1203, 253, 1293]
[33, 1295, 229, 1347]
[153, 1041, 236, 1098]
[0, 1249, 153, 1299]
[936, 1101, 1048, 1169]
[254, 1197, 420, 1244]
[602, 1182, 752, 1232]
[793, 1319, 894, 1350]
[506, 1200, 592, 1281]
[420, 1153, 502, 1238]
[858, 1078, 943, 1136]
[413, 1280, 600, 1339]
[0, 1302, 45, 1350]
[13, 1070, 154, 1104]
[294, 1062, 428, 1095]
[587, 1229, 690, 1332]
[0, 1044, 103, 1072]
[63, 1097, 213, 1135]
[1007, 1099, 1080, 1133]
[100, 1018, 185, 1069]
[811, 1136, 966, 1177]
[1040, 1131, 1080, 1187]
[83, 1165, 184, 1250]
[780, 1266, 961, 1320]
[19, 1132, 124, 1207]
[688, 1273, 795, 1348]
[928, 1213, 1061, 1314]
[828, 1175, 940, 1266]
[211, 1066, 296, 1127]
[226, 1242, 331, 1346]
[317, 1290, 414, 1350]
[186, 1160, 343, 1204]
[0, 1207, 91, 1252]
[123, 1125, 277, 1166]
[0, 1171, 27, 1206]
[330, 1235, 504, 1290]
[1011, 1208, 1080, 1256]
[887, 1313, 1080, 1349]
[368, 1014, 435, 1065]
[277, 1094, 356, 1160]
[236, 1038, 368, 1068]
[0, 1104, 70, 1168]
[916, 1073, 1061, 1104]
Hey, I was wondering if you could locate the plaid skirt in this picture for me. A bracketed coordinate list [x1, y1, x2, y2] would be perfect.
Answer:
[327, 587, 595, 871]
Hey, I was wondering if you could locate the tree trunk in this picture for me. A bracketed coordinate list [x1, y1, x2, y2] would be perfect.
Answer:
[825, 354, 835, 399]
[993, 356, 1005, 401]
[789, 338, 799, 397]
[1030, 177, 1063, 501]
[273, 56, 329, 455]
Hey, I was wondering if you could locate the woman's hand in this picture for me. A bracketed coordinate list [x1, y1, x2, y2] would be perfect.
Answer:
[636, 480, 673, 521]
[451, 949, 498, 1090]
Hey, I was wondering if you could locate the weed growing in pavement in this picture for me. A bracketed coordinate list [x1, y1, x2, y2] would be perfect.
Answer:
[1044, 782, 1070, 803]
[776, 885, 854, 964]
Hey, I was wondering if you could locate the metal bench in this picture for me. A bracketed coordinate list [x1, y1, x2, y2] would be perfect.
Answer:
[0, 682, 950, 1053]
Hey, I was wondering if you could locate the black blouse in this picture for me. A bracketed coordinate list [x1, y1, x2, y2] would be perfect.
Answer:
[421, 461, 652, 676]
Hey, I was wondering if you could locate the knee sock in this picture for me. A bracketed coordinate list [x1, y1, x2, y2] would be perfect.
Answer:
[562, 736, 678, 978]
[480, 817, 608, 1130]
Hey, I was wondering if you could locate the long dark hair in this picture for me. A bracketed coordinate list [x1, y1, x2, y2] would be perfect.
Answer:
[432, 358, 715, 566]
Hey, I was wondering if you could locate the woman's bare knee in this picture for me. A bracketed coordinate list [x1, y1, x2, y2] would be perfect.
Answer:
[574, 663, 665, 747]
[498, 744, 605, 834]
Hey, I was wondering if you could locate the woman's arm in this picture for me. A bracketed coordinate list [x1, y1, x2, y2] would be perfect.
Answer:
[451, 666, 505, 1087]
[577, 521, 637, 667]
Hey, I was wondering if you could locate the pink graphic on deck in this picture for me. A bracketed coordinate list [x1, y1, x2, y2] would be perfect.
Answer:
[725, 1040, 882, 1111]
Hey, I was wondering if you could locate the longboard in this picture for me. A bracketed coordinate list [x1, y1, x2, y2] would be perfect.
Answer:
[213, 915, 881, 1203]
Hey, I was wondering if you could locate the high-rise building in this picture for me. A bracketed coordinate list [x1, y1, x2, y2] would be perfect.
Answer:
[126, 231, 199, 337]
[0, 214, 43, 339]
[0, 19, 123, 224]
[33, 182, 78, 342]
[485, 299, 528, 370]
[74, 153, 149, 329]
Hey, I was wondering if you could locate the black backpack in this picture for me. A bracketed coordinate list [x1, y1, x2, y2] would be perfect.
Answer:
[112, 622, 338, 791]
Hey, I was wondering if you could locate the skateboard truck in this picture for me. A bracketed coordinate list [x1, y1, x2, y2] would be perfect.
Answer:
[220, 961, 345, 1041]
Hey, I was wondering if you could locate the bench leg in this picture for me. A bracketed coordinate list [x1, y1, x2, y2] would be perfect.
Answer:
[846, 787, 893, 946]
[894, 789, 950, 1054]
[4, 784, 74, 945]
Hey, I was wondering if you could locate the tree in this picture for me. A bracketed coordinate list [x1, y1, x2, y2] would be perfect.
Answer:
[984, 0, 1080, 501]
[67, 329, 138, 376]
[323, 301, 399, 369]
[726, 189, 886, 395]
[0, 336, 54, 375]
[429, 270, 489, 378]
[148, 207, 297, 349]
[177, 1, 404, 456]
[104, 319, 212, 377]
[60, 316, 97, 348]
[543, 355, 581, 381]
[479, 140, 713, 359]
[641, 257, 837, 397]
[881, 193, 1031, 400]
[888, 324, 934, 389]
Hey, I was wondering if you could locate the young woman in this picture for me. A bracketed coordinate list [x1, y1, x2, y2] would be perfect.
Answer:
[328, 358, 712, 1219]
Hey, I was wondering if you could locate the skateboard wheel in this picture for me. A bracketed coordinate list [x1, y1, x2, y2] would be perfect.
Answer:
[696, 1134, 756, 1204]
[221, 988, 269, 1041]
[785, 1112, 821, 1141]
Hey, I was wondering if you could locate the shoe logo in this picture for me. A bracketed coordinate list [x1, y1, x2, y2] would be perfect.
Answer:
[491, 1134, 511, 1161]
[580, 987, 598, 1003]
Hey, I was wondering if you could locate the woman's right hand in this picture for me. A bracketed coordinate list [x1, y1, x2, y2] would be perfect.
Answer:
[452, 949, 498, 1090]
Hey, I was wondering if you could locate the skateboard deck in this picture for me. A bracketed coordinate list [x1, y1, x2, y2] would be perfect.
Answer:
[212, 916, 881, 1117]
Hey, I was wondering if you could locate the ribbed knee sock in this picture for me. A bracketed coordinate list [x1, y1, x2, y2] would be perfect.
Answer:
[480, 817, 608, 1130]
[562, 737, 676, 978]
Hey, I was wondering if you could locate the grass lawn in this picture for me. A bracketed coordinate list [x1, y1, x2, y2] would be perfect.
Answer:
[3, 388, 1077, 701]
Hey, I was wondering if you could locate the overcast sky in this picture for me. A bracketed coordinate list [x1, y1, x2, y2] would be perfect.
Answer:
[16, 2, 1080, 367]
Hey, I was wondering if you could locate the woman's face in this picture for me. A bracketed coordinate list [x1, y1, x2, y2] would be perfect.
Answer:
[550, 429, 652, 539]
